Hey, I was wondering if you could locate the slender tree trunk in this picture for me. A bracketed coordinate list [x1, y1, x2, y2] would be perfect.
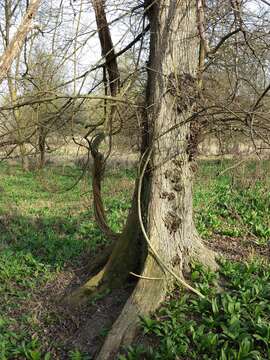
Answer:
[69, 1, 216, 358]
[0, 0, 41, 85]
[7, 78, 29, 171]
[38, 126, 46, 169]
[3, 0, 33, 172]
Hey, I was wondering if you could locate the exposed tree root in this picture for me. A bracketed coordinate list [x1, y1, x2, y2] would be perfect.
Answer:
[96, 243, 217, 359]
[96, 258, 166, 360]
[65, 269, 106, 307]
[65, 203, 141, 307]
[96, 293, 147, 360]
[183, 232, 218, 272]
[86, 244, 114, 275]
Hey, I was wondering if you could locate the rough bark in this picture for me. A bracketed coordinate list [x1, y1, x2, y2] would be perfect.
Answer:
[69, 1, 217, 358]
[96, 1, 216, 358]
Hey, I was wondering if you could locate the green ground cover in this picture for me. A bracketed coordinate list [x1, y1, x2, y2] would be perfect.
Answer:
[0, 160, 269, 359]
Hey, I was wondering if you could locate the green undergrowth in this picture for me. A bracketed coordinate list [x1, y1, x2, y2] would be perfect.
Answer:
[0, 159, 269, 359]
[0, 163, 132, 359]
[194, 160, 270, 244]
[0, 251, 53, 359]
[122, 259, 270, 360]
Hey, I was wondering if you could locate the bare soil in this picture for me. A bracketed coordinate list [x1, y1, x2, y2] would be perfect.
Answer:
[207, 235, 270, 261]
[30, 248, 134, 359]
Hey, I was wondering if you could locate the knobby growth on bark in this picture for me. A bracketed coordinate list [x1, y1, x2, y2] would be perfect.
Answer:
[67, 0, 217, 358]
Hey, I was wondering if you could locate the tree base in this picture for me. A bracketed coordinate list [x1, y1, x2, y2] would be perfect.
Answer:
[95, 240, 217, 359]
[65, 235, 217, 358]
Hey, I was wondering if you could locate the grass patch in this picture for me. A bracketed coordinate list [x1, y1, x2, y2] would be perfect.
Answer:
[0, 163, 133, 359]
[0, 159, 269, 359]
[194, 160, 270, 244]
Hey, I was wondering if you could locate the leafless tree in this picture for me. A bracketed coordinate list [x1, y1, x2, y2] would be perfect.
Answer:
[0, 1, 269, 357]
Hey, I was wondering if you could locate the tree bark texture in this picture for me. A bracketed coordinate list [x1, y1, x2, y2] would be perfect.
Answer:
[0, 0, 41, 85]
[95, 1, 216, 358]
[69, 1, 217, 358]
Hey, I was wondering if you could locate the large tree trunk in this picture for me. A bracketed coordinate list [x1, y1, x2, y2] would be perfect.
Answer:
[96, 1, 216, 358]
[69, 1, 217, 358]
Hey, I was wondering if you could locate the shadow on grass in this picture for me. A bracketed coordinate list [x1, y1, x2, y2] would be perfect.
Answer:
[0, 212, 107, 268]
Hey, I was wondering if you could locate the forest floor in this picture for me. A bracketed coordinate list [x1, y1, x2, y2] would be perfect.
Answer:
[0, 160, 269, 359]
